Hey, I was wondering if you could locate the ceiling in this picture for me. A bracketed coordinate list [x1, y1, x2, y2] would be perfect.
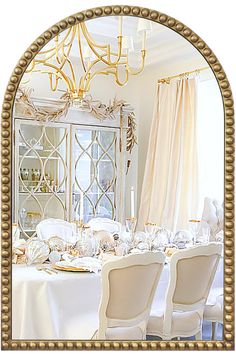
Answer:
[44, 15, 205, 69]
[85, 16, 202, 67]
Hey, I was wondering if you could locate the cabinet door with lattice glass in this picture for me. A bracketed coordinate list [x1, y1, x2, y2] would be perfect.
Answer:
[71, 125, 120, 223]
[14, 119, 70, 239]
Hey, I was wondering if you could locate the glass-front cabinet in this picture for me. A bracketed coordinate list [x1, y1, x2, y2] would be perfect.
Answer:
[14, 120, 70, 238]
[14, 118, 124, 238]
[71, 126, 120, 223]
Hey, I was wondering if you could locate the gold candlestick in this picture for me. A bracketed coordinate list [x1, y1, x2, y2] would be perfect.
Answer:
[75, 219, 84, 239]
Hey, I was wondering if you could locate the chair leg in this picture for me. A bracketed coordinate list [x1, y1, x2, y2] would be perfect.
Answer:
[212, 322, 218, 340]
[195, 330, 202, 340]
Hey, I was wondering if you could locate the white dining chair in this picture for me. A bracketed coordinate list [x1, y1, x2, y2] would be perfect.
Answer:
[204, 293, 223, 339]
[88, 217, 122, 234]
[36, 218, 76, 243]
[147, 243, 222, 340]
[93, 251, 165, 340]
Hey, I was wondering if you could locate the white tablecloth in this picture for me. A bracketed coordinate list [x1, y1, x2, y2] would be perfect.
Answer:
[12, 258, 223, 340]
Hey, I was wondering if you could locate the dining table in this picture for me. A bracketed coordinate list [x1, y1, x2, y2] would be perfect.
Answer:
[12, 256, 223, 340]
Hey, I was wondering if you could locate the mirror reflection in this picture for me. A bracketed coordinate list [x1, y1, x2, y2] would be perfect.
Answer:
[12, 15, 224, 341]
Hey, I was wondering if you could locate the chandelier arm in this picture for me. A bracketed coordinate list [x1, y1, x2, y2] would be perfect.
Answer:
[31, 45, 71, 77]
[39, 63, 75, 92]
[64, 57, 77, 91]
[113, 36, 123, 65]
[97, 67, 129, 86]
[85, 35, 123, 66]
[49, 73, 60, 92]
[42, 69, 75, 94]
[80, 61, 130, 95]
[59, 41, 75, 71]
[80, 22, 123, 66]
[109, 51, 127, 58]
[38, 27, 73, 55]
[76, 25, 87, 73]
[85, 58, 101, 73]
[25, 60, 36, 74]
[63, 26, 77, 49]
[126, 50, 146, 76]
[55, 35, 60, 63]
[21, 75, 32, 85]
[81, 27, 111, 65]
[83, 69, 110, 93]
[114, 67, 129, 86]
[54, 28, 76, 68]
[83, 64, 128, 92]
[80, 22, 108, 50]
[78, 58, 102, 95]
[116, 60, 129, 66]
[32, 49, 70, 83]
[41, 70, 70, 90]
[78, 76, 86, 96]
[33, 28, 76, 83]
[34, 27, 75, 69]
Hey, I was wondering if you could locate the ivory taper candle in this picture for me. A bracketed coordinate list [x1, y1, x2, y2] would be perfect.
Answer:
[131, 186, 135, 218]
[80, 191, 84, 221]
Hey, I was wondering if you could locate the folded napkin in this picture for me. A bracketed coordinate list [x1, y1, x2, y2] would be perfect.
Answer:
[99, 252, 120, 263]
[12, 238, 27, 264]
[58, 256, 101, 273]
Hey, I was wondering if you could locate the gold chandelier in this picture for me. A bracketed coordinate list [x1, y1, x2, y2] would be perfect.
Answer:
[25, 17, 152, 103]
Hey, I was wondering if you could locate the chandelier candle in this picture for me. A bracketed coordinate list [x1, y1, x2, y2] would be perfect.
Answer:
[118, 16, 123, 37]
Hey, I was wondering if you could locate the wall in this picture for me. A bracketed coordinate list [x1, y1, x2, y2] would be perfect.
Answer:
[17, 39, 220, 220]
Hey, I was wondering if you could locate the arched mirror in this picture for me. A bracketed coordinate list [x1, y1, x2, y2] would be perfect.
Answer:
[1, 6, 233, 350]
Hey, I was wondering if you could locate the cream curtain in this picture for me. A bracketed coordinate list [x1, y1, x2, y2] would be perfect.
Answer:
[138, 77, 199, 231]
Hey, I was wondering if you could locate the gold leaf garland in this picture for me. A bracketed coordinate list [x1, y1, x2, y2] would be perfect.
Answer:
[126, 112, 138, 153]
[16, 88, 71, 122]
[16, 87, 127, 122]
[16, 87, 137, 152]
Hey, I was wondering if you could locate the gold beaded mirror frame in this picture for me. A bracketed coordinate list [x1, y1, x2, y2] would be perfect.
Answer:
[1, 5, 234, 351]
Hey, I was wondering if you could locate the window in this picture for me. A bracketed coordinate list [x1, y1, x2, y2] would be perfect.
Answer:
[197, 78, 224, 215]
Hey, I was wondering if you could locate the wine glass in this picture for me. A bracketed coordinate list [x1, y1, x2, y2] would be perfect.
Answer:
[215, 231, 224, 243]
[188, 219, 201, 244]
[125, 217, 137, 245]
[173, 230, 193, 249]
[20, 208, 27, 228]
[144, 222, 158, 249]
[133, 231, 146, 247]
[153, 228, 171, 251]
[115, 243, 129, 256]
[195, 221, 210, 244]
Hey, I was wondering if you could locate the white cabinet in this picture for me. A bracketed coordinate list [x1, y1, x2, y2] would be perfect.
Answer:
[14, 118, 126, 239]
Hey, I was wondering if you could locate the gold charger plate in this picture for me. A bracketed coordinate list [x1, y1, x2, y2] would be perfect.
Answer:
[52, 264, 89, 272]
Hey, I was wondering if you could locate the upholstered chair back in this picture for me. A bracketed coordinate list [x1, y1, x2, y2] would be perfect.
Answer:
[162, 243, 222, 337]
[98, 252, 165, 339]
[173, 254, 219, 305]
